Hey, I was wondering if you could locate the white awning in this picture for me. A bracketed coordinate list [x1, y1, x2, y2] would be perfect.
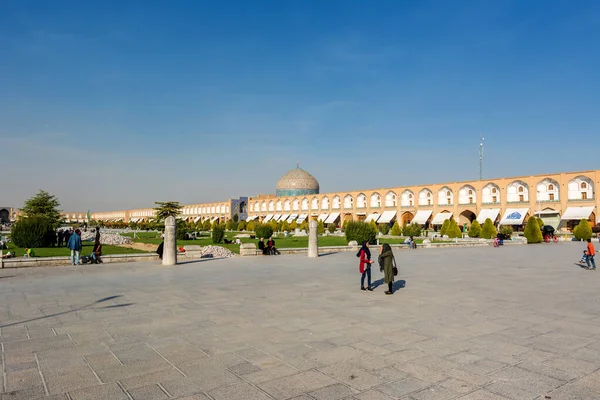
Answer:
[287, 214, 298, 223]
[318, 213, 329, 222]
[534, 210, 560, 216]
[325, 212, 340, 224]
[477, 208, 500, 224]
[193, 216, 201, 223]
[296, 214, 308, 223]
[365, 213, 381, 223]
[211, 216, 219, 222]
[263, 214, 274, 223]
[431, 212, 452, 225]
[412, 210, 433, 225]
[561, 206, 595, 221]
[272, 214, 282, 222]
[378, 211, 397, 224]
[246, 215, 258, 222]
[279, 214, 290, 222]
[499, 208, 529, 225]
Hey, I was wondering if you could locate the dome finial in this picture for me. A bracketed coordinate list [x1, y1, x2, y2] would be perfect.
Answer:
[296, 161, 300, 168]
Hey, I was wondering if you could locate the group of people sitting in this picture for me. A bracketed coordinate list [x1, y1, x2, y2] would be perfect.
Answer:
[258, 237, 281, 255]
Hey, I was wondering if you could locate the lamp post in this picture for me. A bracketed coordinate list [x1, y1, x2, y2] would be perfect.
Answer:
[537, 190, 541, 218]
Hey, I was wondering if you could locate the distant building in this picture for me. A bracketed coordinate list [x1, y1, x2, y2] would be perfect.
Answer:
[61, 169, 599, 232]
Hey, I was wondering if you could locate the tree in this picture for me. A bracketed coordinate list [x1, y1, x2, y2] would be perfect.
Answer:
[480, 218, 497, 239]
[402, 223, 422, 237]
[369, 220, 378, 233]
[282, 220, 290, 232]
[391, 221, 402, 236]
[255, 223, 273, 240]
[446, 219, 462, 238]
[11, 217, 56, 248]
[300, 220, 308, 231]
[440, 219, 450, 236]
[342, 220, 349, 232]
[247, 221, 255, 231]
[290, 220, 298, 230]
[318, 220, 325, 234]
[238, 220, 247, 231]
[327, 223, 336, 233]
[378, 223, 390, 235]
[468, 220, 481, 237]
[154, 201, 182, 222]
[211, 220, 219, 230]
[574, 219, 593, 241]
[225, 220, 233, 230]
[499, 225, 513, 238]
[202, 220, 211, 231]
[523, 217, 543, 243]
[233, 214, 239, 223]
[20, 190, 62, 228]
[536, 217, 545, 228]
[345, 221, 377, 244]
[269, 220, 278, 232]
[212, 224, 225, 244]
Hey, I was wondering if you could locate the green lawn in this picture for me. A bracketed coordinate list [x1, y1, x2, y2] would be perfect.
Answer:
[3, 242, 147, 258]
[122, 231, 428, 254]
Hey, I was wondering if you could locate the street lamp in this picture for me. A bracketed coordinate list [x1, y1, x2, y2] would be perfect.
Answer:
[537, 190, 541, 218]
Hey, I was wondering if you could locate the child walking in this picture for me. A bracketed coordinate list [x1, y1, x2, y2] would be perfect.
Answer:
[586, 238, 596, 270]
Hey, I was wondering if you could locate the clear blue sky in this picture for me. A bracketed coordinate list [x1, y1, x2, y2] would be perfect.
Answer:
[1, 0, 599, 211]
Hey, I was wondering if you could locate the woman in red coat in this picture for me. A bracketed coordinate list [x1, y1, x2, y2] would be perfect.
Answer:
[358, 241, 374, 291]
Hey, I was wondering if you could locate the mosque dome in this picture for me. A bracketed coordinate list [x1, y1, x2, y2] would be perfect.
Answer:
[276, 166, 320, 197]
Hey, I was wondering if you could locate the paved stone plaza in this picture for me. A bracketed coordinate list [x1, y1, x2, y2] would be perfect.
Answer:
[0, 243, 599, 399]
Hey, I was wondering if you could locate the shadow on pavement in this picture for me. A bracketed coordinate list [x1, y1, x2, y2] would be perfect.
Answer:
[0, 295, 134, 328]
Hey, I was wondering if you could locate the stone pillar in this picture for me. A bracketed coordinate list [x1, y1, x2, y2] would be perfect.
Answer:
[163, 216, 177, 266]
[308, 219, 318, 258]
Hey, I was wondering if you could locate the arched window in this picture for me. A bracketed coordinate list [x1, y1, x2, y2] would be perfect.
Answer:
[568, 176, 594, 200]
[311, 197, 319, 210]
[507, 181, 529, 203]
[459, 185, 476, 204]
[357, 194, 367, 208]
[401, 190, 414, 207]
[370, 193, 381, 208]
[385, 191, 397, 207]
[261, 202, 267, 212]
[292, 199, 300, 211]
[284, 199, 291, 211]
[344, 195, 354, 208]
[268, 201, 275, 212]
[321, 197, 329, 210]
[301, 198, 309, 211]
[419, 189, 433, 206]
[332, 196, 341, 209]
[438, 187, 453, 206]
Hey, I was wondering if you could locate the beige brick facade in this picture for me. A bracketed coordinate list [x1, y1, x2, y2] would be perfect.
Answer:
[247, 170, 599, 230]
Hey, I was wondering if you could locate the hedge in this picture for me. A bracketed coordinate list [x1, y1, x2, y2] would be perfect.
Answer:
[345, 221, 377, 244]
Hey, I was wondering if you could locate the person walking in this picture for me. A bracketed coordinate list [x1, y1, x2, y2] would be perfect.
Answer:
[358, 241, 374, 291]
[67, 229, 82, 265]
[378, 243, 396, 295]
[90, 240, 102, 264]
[586, 238, 596, 270]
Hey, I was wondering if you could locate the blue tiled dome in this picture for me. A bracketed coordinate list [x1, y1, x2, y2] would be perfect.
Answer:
[276, 167, 320, 197]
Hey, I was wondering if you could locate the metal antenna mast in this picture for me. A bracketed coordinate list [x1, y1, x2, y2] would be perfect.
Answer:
[479, 135, 485, 180]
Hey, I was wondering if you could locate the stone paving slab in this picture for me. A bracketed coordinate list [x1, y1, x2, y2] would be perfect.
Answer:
[0, 243, 600, 399]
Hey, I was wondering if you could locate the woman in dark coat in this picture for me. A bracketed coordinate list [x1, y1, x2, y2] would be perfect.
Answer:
[358, 242, 374, 291]
[378, 243, 395, 295]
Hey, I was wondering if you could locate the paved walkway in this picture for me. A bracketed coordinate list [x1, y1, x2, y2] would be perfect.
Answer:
[0, 242, 599, 399]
